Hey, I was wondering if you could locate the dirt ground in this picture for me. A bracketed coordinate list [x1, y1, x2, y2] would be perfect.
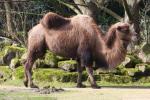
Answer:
[0, 86, 150, 100]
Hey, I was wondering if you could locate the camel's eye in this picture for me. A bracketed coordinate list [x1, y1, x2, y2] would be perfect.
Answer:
[117, 25, 129, 33]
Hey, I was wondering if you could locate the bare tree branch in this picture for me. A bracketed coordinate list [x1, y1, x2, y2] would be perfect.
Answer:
[57, 0, 82, 14]
[122, 0, 133, 22]
[98, 6, 122, 21]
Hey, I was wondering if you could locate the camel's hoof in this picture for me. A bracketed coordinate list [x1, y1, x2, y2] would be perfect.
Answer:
[23, 80, 28, 87]
[76, 84, 86, 88]
[30, 84, 39, 89]
[91, 85, 101, 89]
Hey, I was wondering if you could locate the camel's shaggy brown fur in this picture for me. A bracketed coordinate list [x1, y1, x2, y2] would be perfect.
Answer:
[24, 12, 136, 88]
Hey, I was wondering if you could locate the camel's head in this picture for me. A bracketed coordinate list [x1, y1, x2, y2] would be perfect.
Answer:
[115, 22, 137, 45]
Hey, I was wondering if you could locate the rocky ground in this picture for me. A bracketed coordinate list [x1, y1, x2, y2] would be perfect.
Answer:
[1, 86, 150, 100]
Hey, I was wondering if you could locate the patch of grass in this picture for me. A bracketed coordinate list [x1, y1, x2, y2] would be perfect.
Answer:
[0, 91, 57, 100]
[2, 79, 23, 86]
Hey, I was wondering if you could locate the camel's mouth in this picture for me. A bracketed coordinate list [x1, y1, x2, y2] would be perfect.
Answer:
[122, 38, 130, 43]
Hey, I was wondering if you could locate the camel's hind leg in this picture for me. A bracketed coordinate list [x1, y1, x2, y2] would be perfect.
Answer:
[24, 54, 36, 88]
[24, 26, 46, 88]
[24, 47, 46, 88]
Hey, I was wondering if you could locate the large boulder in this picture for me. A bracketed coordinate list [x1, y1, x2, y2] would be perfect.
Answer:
[4, 46, 26, 58]
[58, 60, 78, 72]
[3, 46, 26, 65]
[0, 36, 13, 51]
[3, 51, 16, 65]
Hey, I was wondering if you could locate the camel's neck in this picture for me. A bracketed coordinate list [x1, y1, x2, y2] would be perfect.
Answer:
[95, 30, 127, 68]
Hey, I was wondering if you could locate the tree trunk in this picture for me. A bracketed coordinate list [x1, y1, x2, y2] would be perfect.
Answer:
[4, 0, 13, 36]
[123, 0, 141, 42]
[73, 0, 98, 22]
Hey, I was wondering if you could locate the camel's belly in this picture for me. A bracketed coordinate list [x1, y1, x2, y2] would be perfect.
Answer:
[45, 34, 78, 58]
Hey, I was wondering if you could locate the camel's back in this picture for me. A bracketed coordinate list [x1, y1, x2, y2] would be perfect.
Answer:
[43, 14, 99, 58]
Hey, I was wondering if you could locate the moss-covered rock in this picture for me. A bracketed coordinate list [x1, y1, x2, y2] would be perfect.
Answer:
[20, 53, 27, 64]
[135, 76, 150, 83]
[33, 59, 48, 68]
[0, 51, 5, 65]
[2, 46, 26, 65]
[13, 67, 88, 82]
[9, 58, 21, 70]
[56, 56, 68, 61]
[125, 54, 142, 68]
[44, 52, 58, 68]
[33, 68, 80, 82]
[58, 60, 77, 72]
[126, 68, 138, 76]
[114, 65, 128, 75]
[32, 52, 59, 68]
[0, 37, 12, 51]
[99, 74, 132, 83]
[3, 51, 16, 65]
[4, 46, 26, 58]
[96, 68, 111, 74]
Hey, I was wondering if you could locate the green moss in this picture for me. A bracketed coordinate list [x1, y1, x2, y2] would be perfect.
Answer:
[4, 46, 26, 58]
[0, 50, 5, 57]
[12, 66, 88, 83]
[99, 74, 132, 84]
[0, 66, 12, 79]
[56, 56, 67, 61]
[10, 58, 21, 69]
[136, 76, 150, 83]
[13, 66, 24, 79]
[114, 65, 128, 75]
[33, 68, 78, 82]
[126, 68, 138, 76]
[0, 39, 12, 51]
[44, 51, 58, 68]
[58, 60, 77, 72]
[125, 54, 142, 68]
